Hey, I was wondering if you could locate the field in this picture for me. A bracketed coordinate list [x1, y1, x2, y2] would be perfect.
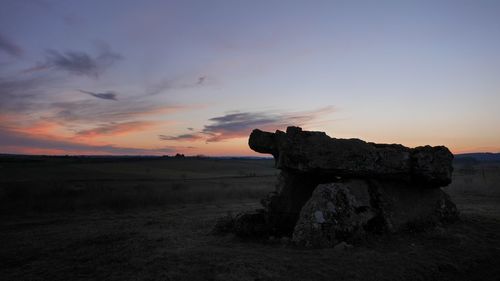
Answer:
[1, 156, 500, 281]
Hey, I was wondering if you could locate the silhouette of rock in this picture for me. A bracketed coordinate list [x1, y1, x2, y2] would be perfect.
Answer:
[249, 126, 453, 186]
[222, 126, 458, 247]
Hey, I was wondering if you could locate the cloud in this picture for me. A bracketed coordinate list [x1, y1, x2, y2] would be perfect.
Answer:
[0, 74, 184, 123]
[197, 76, 206, 85]
[0, 33, 23, 57]
[146, 75, 208, 95]
[202, 107, 334, 142]
[78, 89, 117, 101]
[0, 76, 55, 112]
[145, 79, 171, 96]
[157, 107, 333, 143]
[76, 121, 156, 138]
[25, 46, 122, 78]
[0, 75, 184, 124]
[158, 133, 203, 141]
[50, 100, 183, 124]
[0, 77, 38, 99]
[0, 126, 175, 155]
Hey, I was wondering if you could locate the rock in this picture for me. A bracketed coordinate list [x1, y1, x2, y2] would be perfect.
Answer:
[249, 127, 453, 186]
[292, 181, 375, 247]
[261, 170, 327, 236]
[212, 214, 236, 234]
[232, 212, 270, 238]
[411, 145, 454, 187]
[291, 180, 459, 247]
[367, 180, 459, 232]
[248, 129, 278, 158]
[213, 211, 272, 238]
[333, 241, 353, 251]
[219, 126, 458, 245]
[280, 236, 291, 245]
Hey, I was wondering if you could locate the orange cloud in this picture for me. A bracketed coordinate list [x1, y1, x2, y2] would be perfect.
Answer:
[0, 114, 71, 139]
[76, 121, 158, 138]
[123, 106, 180, 118]
[12, 120, 61, 136]
[0, 126, 177, 155]
[158, 133, 204, 142]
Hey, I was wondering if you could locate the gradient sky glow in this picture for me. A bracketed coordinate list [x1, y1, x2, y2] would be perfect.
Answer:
[1, 0, 499, 156]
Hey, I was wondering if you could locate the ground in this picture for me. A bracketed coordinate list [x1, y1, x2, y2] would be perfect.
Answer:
[1, 157, 499, 281]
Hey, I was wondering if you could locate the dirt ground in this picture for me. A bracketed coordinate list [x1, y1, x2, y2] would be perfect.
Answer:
[1, 157, 500, 281]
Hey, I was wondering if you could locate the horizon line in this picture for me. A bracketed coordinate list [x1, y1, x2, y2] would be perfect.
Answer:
[1, 152, 499, 158]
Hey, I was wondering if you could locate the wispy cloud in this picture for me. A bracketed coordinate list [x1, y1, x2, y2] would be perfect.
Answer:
[0, 76, 55, 112]
[202, 107, 334, 142]
[159, 107, 334, 143]
[146, 75, 208, 96]
[0, 126, 175, 155]
[78, 89, 117, 101]
[0, 74, 183, 123]
[196, 76, 206, 85]
[76, 121, 157, 138]
[0, 32, 23, 57]
[25, 45, 122, 78]
[158, 133, 203, 141]
[0, 77, 38, 99]
[50, 100, 183, 124]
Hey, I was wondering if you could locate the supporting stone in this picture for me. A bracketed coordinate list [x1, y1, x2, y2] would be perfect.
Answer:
[292, 181, 375, 247]
[292, 180, 459, 247]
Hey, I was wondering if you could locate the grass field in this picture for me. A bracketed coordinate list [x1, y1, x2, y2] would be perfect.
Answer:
[1, 157, 500, 281]
[0, 157, 277, 213]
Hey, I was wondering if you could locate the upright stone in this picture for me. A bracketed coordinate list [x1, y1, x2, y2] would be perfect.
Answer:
[292, 181, 375, 247]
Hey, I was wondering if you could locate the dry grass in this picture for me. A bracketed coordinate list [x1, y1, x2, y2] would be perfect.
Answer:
[0, 157, 277, 213]
[1, 194, 499, 281]
[1, 157, 499, 280]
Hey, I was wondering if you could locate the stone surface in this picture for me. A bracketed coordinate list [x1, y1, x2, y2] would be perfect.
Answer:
[232, 212, 270, 238]
[292, 181, 375, 247]
[261, 170, 334, 236]
[220, 126, 458, 246]
[249, 126, 453, 186]
[333, 241, 353, 251]
[292, 180, 459, 247]
[367, 180, 459, 232]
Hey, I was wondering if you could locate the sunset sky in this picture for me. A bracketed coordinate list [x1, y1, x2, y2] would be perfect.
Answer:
[1, 0, 499, 156]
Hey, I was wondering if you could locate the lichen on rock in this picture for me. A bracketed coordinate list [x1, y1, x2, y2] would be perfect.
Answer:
[292, 181, 375, 247]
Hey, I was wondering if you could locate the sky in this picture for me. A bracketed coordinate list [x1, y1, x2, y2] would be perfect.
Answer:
[0, 0, 499, 156]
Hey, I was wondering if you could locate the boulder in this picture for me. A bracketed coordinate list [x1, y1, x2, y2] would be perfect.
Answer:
[292, 180, 459, 247]
[261, 170, 332, 235]
[232, 212, 270, 238]
[367, 180, 459, 232]
[292, 181, 375, 247]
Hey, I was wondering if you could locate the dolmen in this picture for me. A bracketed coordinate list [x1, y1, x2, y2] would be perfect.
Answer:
[220, 126, 459, 247]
